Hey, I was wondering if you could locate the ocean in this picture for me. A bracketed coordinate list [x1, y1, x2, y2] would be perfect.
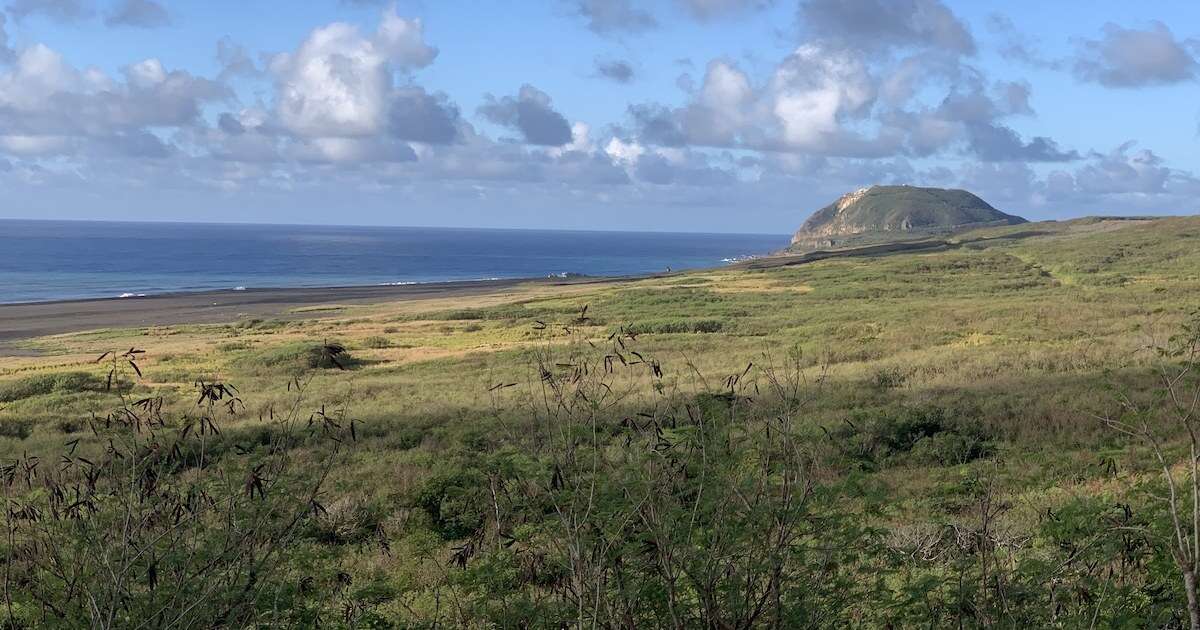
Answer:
[0, 220, 789, 304]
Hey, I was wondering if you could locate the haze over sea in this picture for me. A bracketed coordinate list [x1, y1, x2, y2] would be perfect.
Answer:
[0, 220, 787, 304]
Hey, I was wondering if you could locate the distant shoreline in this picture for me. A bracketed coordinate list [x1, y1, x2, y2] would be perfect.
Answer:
[0, 232, 1016, 349]
[5, 215, 1146, 351]
[0, 236, 946, 349]
[0, 274, 642, 348]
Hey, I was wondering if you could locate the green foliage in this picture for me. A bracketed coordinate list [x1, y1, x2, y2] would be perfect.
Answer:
[414, 467, 488, 540]
[245, 341, 358, 371]
[0, 371, 105, 403]
[361, 335, 392, 349]
[623, 318, 724, 335]
[0, 417, 32, 439]
[1, 357, 356, 628]
[427, 304, 533, 321]
[305, 497, 389, 546]
[833, 406, 994, 467]
[868, 365, 909, 390]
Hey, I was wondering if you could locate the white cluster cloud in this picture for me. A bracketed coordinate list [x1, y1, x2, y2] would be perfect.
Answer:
[478, 85, 574, 146]
[106, 0, 169, 28]
[572, 0, 656, 35]
[677, 0, 773, 20]
[270, 9, 436, 139]
[7, 0, 91, 23]
[0, 14, 12, 62]
[770, 45, 874, 149]
[618, 0, 1085, 169]
[799, 0, 975, 55]
[1072, 22, 1198, 88]
[0, 43, 225, 158]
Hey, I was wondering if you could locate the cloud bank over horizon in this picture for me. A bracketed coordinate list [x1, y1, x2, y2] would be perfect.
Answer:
[0, 0, 1197, 232]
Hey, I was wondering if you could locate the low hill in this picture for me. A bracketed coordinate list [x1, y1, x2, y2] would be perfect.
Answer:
[790, 185, 1026, 251]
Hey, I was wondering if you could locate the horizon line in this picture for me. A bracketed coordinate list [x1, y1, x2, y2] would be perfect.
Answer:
[0, 216, 795, 238]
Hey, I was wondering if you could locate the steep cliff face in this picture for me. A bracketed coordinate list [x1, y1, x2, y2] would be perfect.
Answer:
[790, 185, 1026, 249]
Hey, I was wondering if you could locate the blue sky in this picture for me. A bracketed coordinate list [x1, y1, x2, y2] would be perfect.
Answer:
[0, 0, 1197, 232]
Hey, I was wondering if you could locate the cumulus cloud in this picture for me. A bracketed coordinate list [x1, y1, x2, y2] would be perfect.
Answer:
[478, 85, 574, 146]
[0, 45, 226, 150]
[7, 0, 91, 22]
[105, 0, 170, 28]
[960, 142, 1200, 218]
[389, 87, 463, 144]
[217, 112, 244, 135]
[634, 150, 735, 186]
[594, 58, 634, 83]
[600, 135, 737, 187]
[1072, 22, 1198, 88]
[572, 0, 656, 35]
[798, 0, 975, 55]
[677, 0, 773, 20]
[194, 7, 465, 168]
[964, 123, 1079, 162]
[626, 49, 886, 156]
[627, 103, 686, 146]
[270, 7, 437, 138]
[987, 14, 1063, 71]
[619, 0, 1077, 167]
[0, 44, 227, 174]
[769, 45, 875, 150]
[0, 14, 13, 63]
[604, 136, 644, 165]
[216, 37, 263, 80]
[679, 59, 755, 147]
[1071, 142, 1179, 195]
[290, 136, 417, 164]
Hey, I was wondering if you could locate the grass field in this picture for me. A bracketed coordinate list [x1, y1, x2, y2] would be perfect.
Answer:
[3, 215, 1200, 627]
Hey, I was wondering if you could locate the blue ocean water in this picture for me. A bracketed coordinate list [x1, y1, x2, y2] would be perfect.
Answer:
[0, 220, 789, 304]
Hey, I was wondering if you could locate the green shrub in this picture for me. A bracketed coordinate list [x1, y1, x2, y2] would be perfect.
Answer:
[690, 319, 724, 333]
[867, 366, 908, 390]
[388, 425, 424, 450]
[246, 342, 359, 371]
[305, 498, 388, 546]
[435, 309, 487, 321]
[428, 305, 529, 321]
[908, 430, 993, 466]
[624, 319, 725, 335]
[0, 418, 33, 439]
[237, 318, 289, 330]
[414, 468, 487, 540]
[362, 336, 392, 349]
[832, 406, 993, 468]
[0, 371, 105, 403]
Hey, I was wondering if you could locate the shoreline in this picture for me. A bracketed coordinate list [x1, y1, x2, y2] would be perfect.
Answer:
[0, 274, 643, 349]
[0, 239, 980, 350]
[0, 226, 1066, 352]
[0, 274, 593, 308]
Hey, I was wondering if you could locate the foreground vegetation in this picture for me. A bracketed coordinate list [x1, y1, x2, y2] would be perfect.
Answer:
[3, 216, 1200, 627]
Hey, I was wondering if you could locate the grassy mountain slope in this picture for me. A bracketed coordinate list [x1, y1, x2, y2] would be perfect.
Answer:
[791, 184, 1027, 251]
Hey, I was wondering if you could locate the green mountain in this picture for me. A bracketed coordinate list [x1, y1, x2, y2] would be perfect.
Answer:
[790, 185, 1027, 251]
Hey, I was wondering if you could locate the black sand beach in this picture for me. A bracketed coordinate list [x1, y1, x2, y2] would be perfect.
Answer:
[0, 276, 625, 349]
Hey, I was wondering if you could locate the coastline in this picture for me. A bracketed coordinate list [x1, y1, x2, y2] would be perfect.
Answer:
[0, 229, 1038, 351]
[0, 274, 642, 349]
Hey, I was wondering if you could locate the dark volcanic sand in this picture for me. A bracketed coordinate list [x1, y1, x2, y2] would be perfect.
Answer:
[0, 276, 624, 353]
